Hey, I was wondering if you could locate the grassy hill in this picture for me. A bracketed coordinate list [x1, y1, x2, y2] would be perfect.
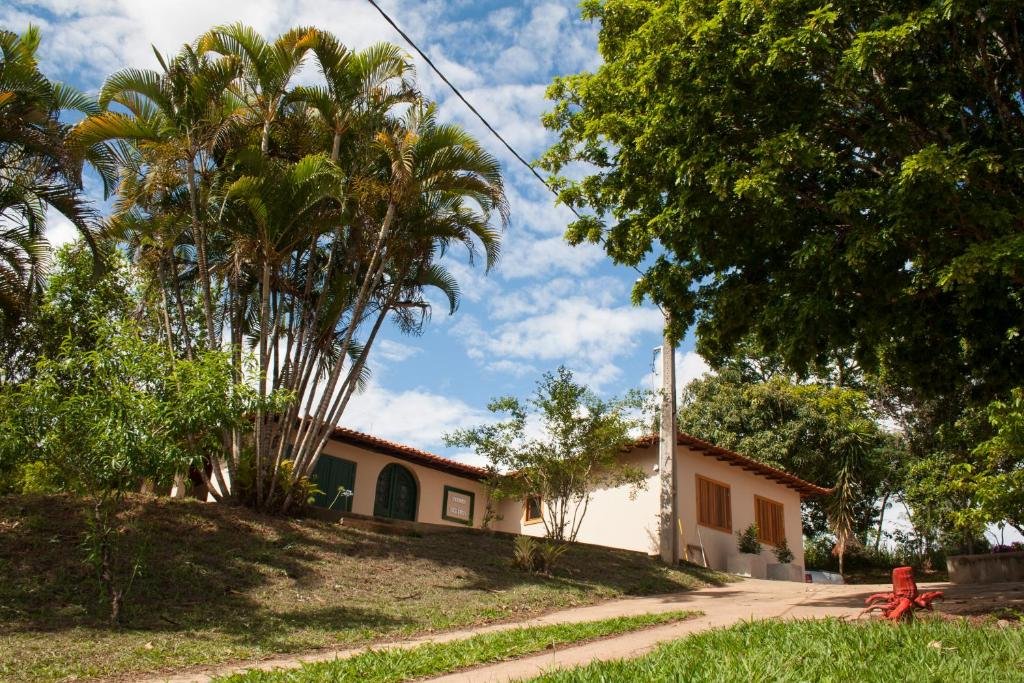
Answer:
[0, 494, 727, 681]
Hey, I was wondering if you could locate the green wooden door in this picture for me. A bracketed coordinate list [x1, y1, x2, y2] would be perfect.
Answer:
[311, 456, 356, 512]
[373, 464, 418, 521]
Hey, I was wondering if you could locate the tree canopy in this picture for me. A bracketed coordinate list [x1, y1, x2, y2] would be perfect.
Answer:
[541, 0, 1024, 405]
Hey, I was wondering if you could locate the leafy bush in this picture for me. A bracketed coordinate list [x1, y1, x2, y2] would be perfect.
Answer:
[737, 524, 761, 554]
[773, 537, 794, 564]
[512, 536, 570, 575]
[537, 541, 570, 574]
[513, 535, 538, 571]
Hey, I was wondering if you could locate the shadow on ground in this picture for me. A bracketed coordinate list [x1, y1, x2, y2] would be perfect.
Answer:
[0, 494, 726, 645]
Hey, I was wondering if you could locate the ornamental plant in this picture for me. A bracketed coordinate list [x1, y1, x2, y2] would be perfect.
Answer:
[774, 537, 794, 564]
[738, 524, 762, 555]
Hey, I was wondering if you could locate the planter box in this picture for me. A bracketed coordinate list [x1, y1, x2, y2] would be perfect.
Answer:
[727, 553, 767, 579]
[767, 563, 804, 582]
[947, 551, 1024, 584]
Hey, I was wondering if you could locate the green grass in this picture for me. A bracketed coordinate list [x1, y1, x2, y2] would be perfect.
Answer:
[218, 611, 698, 682]
[0, 494, 729, 681]
[528, 618, 1024, 682]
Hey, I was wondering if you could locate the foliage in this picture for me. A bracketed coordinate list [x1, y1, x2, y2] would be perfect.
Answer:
[536, 541, 570, 575]
[541, 0, 1024, 408]
[446, 367, 647, 543]
[971, 388, 1024, 533]
[512, 535, 538, 572]
[737, 524, 761, 555]
[70, 24, 506, 513]
[678, 367, 904, 535]
[528, 618, 1023, 682]
[827, 465, 860, 577]
[0, 243, 137, 384]
[773, 537, 794, 565]
[0, 26, 113, 329]
[0, 318, 265, 621]
[219, 611, 698, 683]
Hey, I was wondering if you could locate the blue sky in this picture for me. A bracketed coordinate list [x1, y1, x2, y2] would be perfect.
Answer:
[3, 0, 710, 465]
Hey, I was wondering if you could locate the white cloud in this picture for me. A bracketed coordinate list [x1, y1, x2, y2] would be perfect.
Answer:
[44, 208, 80, 249]
[341, 381, 488, 452]
[374, 339, 421, 364]
[497, 234, 605, 279]
[453, 295, 663, 389]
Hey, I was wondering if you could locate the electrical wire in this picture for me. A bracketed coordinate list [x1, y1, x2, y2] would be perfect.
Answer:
[363, 0, 663, 314]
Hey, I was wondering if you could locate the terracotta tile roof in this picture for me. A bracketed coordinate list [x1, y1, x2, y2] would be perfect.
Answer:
[632, 432, 831, 498]
[329, 426, 488, 481]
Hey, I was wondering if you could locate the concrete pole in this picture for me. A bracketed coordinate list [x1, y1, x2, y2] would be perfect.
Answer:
[658, 312, 678, 565]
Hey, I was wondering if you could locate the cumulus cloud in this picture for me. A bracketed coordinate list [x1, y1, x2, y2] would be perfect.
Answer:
[373, 339, 421, 364]
[341, 381, 488, 454]
[453, 292, 664, 389]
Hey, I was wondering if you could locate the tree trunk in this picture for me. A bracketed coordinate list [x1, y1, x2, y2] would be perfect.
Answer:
[874, 491, 890, 551]
[185, 153, 216, 348]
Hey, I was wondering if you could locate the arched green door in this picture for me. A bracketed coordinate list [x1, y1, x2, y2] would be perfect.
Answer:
[374, 464, 418, 521]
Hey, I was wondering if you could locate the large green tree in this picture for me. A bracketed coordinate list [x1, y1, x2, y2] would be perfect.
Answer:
[541, 0, 1024, 405]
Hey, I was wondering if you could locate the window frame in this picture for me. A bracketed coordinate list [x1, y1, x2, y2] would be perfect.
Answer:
[524, 495, 543, 525]
[441, 485, 475, 525]
[695, 474, 733, 533]
[754, 495, 785, 547]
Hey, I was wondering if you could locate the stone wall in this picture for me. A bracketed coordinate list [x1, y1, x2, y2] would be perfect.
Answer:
[947, 551, 1024, 584]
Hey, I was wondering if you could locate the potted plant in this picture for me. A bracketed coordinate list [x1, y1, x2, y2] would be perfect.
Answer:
[727, 524, 767, 578]
[767, 537, 804, 582]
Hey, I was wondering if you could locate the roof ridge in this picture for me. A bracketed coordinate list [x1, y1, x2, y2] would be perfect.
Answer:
[330, 426, 488, 479]
[633, 430, 831, 497]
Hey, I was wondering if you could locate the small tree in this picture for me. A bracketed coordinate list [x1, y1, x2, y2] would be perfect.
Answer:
[446, 366, 647, 543]
[737, 524, 761, 555]
[0, 318, 264, 622]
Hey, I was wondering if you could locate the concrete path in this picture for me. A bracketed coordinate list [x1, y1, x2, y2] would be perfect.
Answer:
[144, 579, 965, 683]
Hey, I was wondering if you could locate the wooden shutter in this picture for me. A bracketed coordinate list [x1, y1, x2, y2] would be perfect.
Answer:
[755, 496, 785, 546]
[696, 476, 732, 532]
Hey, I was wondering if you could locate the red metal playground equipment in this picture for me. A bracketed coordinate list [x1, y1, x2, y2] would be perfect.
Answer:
[862, 566, 944, 621]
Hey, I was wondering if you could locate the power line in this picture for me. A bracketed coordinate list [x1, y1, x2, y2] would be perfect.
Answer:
[363, 0, 660, 310]
[363, 0, 580, 219]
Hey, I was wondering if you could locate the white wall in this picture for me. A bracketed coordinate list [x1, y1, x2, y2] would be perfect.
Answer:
[493, 442, 808, 570]
[675, 444, 805, 570]
[493, 450, 660, 554]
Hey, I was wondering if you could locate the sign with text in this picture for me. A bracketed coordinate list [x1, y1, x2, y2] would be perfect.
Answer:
[443, 487, 473, 524]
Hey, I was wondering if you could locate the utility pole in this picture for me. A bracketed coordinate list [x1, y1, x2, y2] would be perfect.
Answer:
[658, 312, 678, 565]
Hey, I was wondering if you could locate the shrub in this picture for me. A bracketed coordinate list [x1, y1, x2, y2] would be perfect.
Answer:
[537, 541, 570, 574]
[513, 535, 538, 571]
[737, 524, 761, 554]
[774, 537, 794, 564]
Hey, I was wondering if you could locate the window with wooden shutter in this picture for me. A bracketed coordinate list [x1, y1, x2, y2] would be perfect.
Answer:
[696, 476, 732, 532]
[755, 496, 785, 546]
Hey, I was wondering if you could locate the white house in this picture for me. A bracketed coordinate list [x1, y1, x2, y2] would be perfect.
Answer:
[308, 426, 828, 578]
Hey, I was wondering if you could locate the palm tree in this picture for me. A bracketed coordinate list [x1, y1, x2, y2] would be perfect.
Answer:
[0, 26, 109, 328]
[77, 25, 506, 513]
[73, 42, 243, 350]
[281, 101, 507, 511]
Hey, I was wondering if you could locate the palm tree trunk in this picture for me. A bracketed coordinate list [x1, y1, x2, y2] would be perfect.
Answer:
[185, 153, 216, 349]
